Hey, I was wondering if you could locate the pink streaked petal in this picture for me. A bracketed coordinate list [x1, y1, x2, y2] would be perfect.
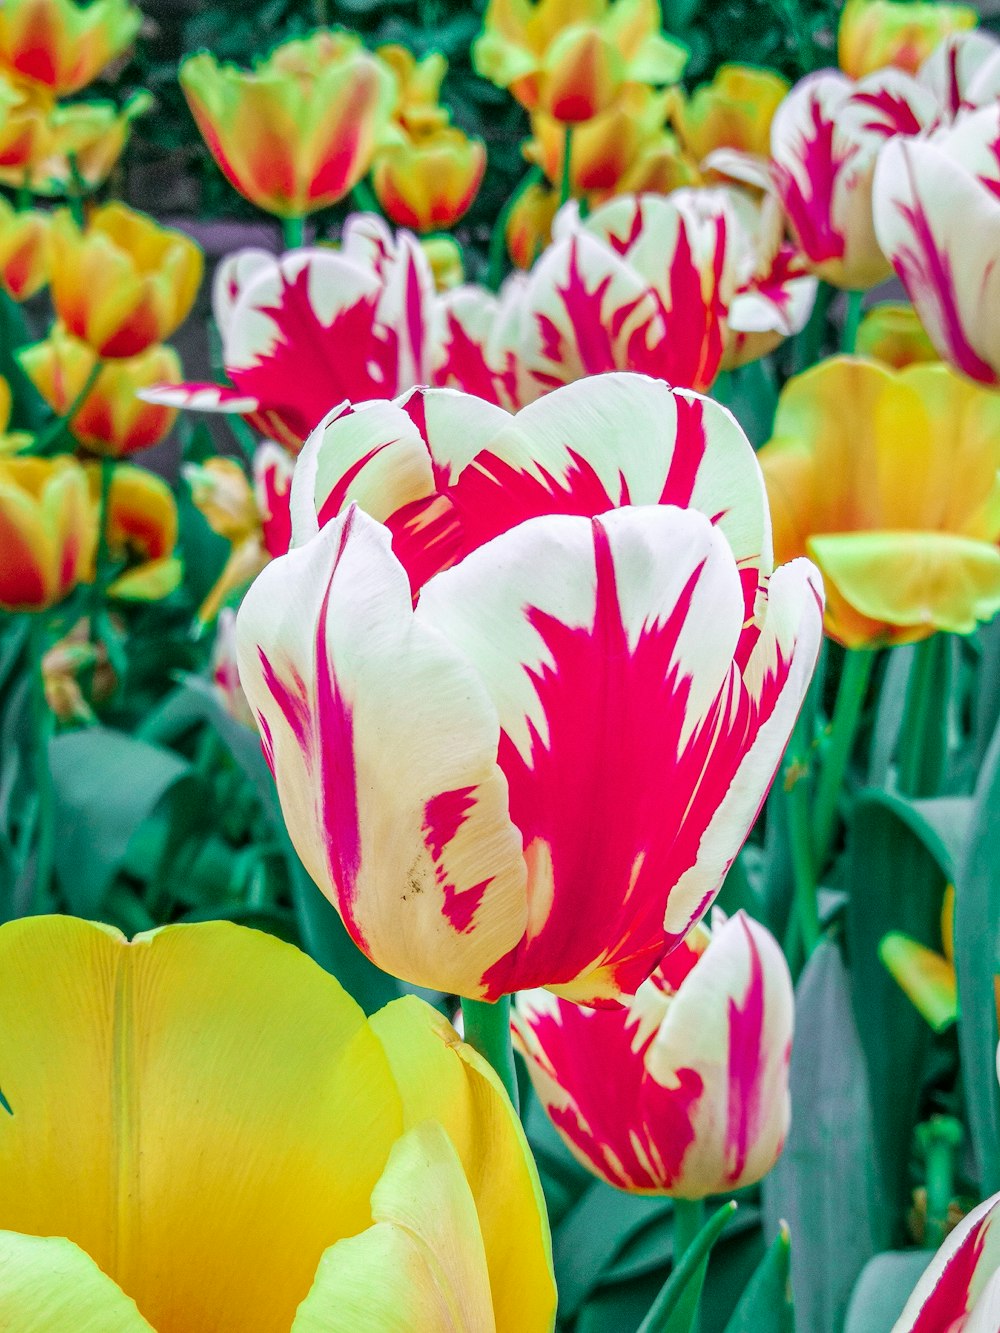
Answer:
[137, 381, 261, 414]
[372, 230, 437, 386]
[430, 282, 529, 409]
[235, 505, 527, 997]
[212, 247, 277, 339]
[252, 442, 295, 559]
[417, 505, 757, 1003]
[873, 134, 1000, 385]
[894, 1191, 1000, 1331]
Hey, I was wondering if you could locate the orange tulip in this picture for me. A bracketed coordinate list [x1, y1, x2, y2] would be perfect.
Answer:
[672, 63, 789, 164]
[838, 0, 977, 80]
[373, 126, 486, 233]
[0, 454, 96, 611]
[180, 32, 396, 220]
[19, 325, 181, 457]
[0, 0, 141, 97]
[48, 203, 203, 359]
[0, 197, 49, 300]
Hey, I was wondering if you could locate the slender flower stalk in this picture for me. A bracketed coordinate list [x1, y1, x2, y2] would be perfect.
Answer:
[27, 616, 55, 912]
[30, 360, 102, 455]
[812, 647, 876, 872]
[461, 996, 519, 1112]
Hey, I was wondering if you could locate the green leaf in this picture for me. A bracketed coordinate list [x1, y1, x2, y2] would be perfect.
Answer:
[48, 728, 190, 917]
[845, 789, 946, 1229]
[763, 940, 886, 1333]
[954, 711, 1000, 1197]
[843, 1251, 930, 1333]
[723, 1224, 793, 1333]
[636, 1201, 737, 1333]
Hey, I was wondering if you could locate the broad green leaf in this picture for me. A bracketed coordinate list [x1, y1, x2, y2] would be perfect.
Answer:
[844, 1251, 930, 1333]
[48, 727, 189, 917]
[954, 712, 1000, 1197]
[869, 646, 913, 787]
[723, 1224, 793, 1333]
[763, 940, 886, 1333]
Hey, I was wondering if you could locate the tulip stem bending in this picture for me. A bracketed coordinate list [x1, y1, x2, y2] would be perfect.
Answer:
[460, 996, 519, 1112]
[812, 647, 876, 873]
[27, 616, 55, 913]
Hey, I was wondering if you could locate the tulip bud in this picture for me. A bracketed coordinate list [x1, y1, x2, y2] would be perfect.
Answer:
[0, 455, 96, 611]
[373, 127, 486, 234]
[673, 64, 789, 164]
[515, 911, 794, 1197]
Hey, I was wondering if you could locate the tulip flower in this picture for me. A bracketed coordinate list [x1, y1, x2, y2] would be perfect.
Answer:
[42, 618, 114, 722]
[919, 29, 1000, 116]
[473, 0, 686, 123]
[237, 373, 823, 1002]
[18, 91, 152, 196]
[838, 0, 976, 81]
[759, 356, 1000, 647]
[893, 1187, 1000, 1330]
[377, 43, 450, 137]
[515, 910, 793, 1196]
[507, 180, 559, 267]
[373, 125, 487, 234]
[770, 68, 937, 289]
[873, 103, 1000, 386]
[420, 235, 465, 290]
[0, 375, 32, 454]
[143, 214, 437, 450]
[0, 0, 141, 97]
[0, 199, 49, 300]
[91, 462, 181, 602]
[0, 75, 48, 177]
[19, 326, 181, 457]
[880, 887, 957, 1033]
[180, 33, 396, 221]
[48, 203, 203, 360]
[430, 276, 531, 408]
[0, 915, 555, 1330]
[855, 302, 939, 368]
[673, 64, 789, 164]
[0, 454, 96, 611]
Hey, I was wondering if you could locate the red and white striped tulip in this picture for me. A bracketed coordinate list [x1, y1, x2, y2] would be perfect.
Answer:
[893, 1189, 1000, 1330]
[873, 103, 1000, 385]
[514, 910, 794, 1197]
[142, 215, 437, 451]
[918, 29, 1000, 118]
[236, 374, 823, 1002]
[770, 68, 937, 288]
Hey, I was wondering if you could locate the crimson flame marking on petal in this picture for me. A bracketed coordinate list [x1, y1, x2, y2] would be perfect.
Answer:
[908, 1217, 989, 1331]
[432, 309, 518, 407]
[724, 915, 767, 1184]
[773, 97, 851, 265]
[420, 786, 494, 934]
[316, 442, 400, 530]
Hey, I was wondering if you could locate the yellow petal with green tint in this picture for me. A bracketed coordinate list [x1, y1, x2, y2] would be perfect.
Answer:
[807, 530, 1000, 637]
[0, 1232, 153, 1331]
[293, 1123, 497, 1332]
[107, 555, 183, 602]
[0, 916, 404, 1333]
[880, 932, 957, 1032]
[371, 998, 557, 1333]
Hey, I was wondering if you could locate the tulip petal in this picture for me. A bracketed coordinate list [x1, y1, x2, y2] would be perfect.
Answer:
[0, 474, 53, 608]
[293, 1123, 495, 1333]
[879, 933, 958, 1032]
[0, 915, 403, 1333]
[138, 381, 262, 415]
[894, 1190, 1000, 1331]
[807, 530, 1000, 639]
[0, 1232, 152, 1331]
[236, 505, 528, 997]
[371, 998, 556, 1333]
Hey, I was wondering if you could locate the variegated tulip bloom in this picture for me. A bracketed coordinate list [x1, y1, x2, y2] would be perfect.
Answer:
[0, 455, 96, 611]
[770, 67, 937, 289]
[759, 356, 1000, 648]
[180, 33, 396, 220]
[237, 374, 823, 1002]
[0, 916, 555, 1331]
[873, 102, 1000, 385]
[838, 0, 976, 81]
[0, 0, 141, 97]
[918, 29, 1000, 116]
[893, 1188, 1000, 1329]
[144, 215, 438, 451]
[515, 910, 793, 1197]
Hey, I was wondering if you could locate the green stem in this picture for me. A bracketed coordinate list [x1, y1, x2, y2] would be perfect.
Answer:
[281, 215, 305, 250]
[27, 616, 55, 913]
[66, 152, 87, 228]
[486, 164, 544, 293]
[897, 635, 949, 797]
[812, 648, 876, 873]
[351, 178, 381, 216]
[919, 1115, 962, 1250]
[673, 1198, 705, 1333]
[785, 745, 821, 956]
[460, 996, 519, 1112]
[31, 361, 102, 455]
[559, 124, 574, 208]
[637, 1201, 736, 1333]
[89, 456, 116, 641]
[842, 289, 864, 353]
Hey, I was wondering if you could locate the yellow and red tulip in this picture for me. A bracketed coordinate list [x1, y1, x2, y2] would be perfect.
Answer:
[90, 461, 181, 602]
[41, 617, 114, 722]
[838, 0, 976, 80]
[473, 0, 686, 123]
[770, 68, 936, 289]
[873, 103, 1000, 385]
[0, 375, 32, 454]
[19, 90, 152, 196]
[855, 302, 939, 369]
[0, 914, 556, 1330]
[19, 325, 181, 457]
[0, 454, 96, 611]
[515, 910, 794, 1196]
[48, 203, 203, 360]
[0, 0, 141, 97]
[377, 43, 450, 137]
[372, 125, 486, 234]
[0, 75, 49, 179]
[180, 33, 396, 220]
[759, 356, 1000, 647]
[673, 63, 789, 165]
[236, 374, 822, 1002]
[506, 179, 559, 268]
[0, 198, 49, 300]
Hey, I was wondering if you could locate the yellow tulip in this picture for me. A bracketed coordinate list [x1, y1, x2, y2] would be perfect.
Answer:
[672, 63, 790, 164]
[0, 0, 141, 97]
[19, 325, 181, 456]
[838, 0, 977, 79]
[0, 197, 49, 300]
[855, 302, 940, 369]
[373, 125, 486, 233]
[759, 356, 1000, 646]
[0, 374, 32, 453]
[0, 454, 96, 611]
[0, 915, 555, 1331]
[48, 203, 203, 359]
[377, 43, 450, 137]
[88, 462, 181, 602]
